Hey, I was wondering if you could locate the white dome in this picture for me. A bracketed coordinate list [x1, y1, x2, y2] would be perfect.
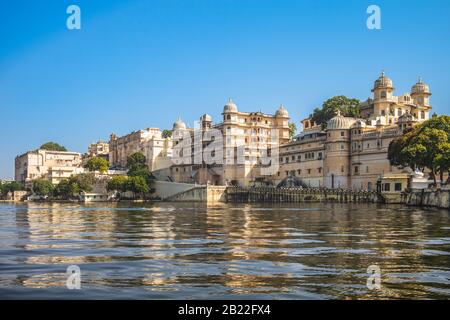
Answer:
[223, 98, 238, 113]
[201, 114, 212, 121]
[411, 78, 430, 95]
[173, 118, 187, 130]
[327, 110, 357, 130]
[373, 71, 394, 90]
[275, 104, 289, 117]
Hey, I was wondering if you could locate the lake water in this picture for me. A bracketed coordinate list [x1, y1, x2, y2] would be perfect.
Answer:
[0, 202, 449, 299]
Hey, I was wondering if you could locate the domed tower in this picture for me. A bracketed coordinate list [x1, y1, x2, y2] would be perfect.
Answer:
[172, 117, 187, 140]
[200, 114, 212, 130]
[323, 110, 356, 189]
[222, 98, 238, 123]
[275, 104, 290, 144]
[372, 71, 395, 118]
[411, 77, 432, 121]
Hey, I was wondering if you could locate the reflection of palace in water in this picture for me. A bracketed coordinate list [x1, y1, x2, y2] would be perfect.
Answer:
[8, 203, 449, 298]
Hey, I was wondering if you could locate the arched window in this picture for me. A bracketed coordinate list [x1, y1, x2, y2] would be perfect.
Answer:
[380, 91, 387, 99]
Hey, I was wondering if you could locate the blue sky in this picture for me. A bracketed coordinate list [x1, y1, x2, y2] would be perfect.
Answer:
[1, 0, 450, 179]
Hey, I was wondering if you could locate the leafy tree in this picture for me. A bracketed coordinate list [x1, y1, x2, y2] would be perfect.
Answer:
[310, 96, 361, 129]
[53, 179, 78, 198]
[40, 142, 67, 152]
[126, 176, 150, 197]
[128, 168, 155, 185]
[70, 173, 95, 192]
[388, 115, 450, 185]
[127, 152, 148, 173]
[32, 179, 54, 197]
[84, 157, 109, 173]
[0, 182, 24, 196]
[162, 129, 173, 139]
[106, 176, 128, 192]
[53, 173, 96, 199]
[288, 123, 297, 140]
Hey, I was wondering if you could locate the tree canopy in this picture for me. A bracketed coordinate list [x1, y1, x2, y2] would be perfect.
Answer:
[127, 152, 148, 173]
[84, 157, 109, 173]
[107, 152, 155, 198]
[40, 142, 67, 152]
[388, 115, 450, 184]
[53, 173, 96, 199]
[32, 179, 54, 197]
[162, 129, 173, 139]
[106, 176, 128, 192]
[0, 181, 24, 196]
[310, 96, 361, 129]
[288, 123, 297, 140]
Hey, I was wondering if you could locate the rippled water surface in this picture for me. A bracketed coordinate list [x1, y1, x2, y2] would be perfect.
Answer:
[0, 202, 449, 299]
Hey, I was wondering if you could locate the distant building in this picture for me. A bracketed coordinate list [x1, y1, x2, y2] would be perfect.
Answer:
[82, 140, 110, 166]
[109, 128, 173, 172]
[15, 149, 83, 186]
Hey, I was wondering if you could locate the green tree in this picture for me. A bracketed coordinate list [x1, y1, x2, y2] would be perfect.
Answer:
[106, 176, 128, 192]
[84, 157, 109, 173]
[54, 179, 78, 198]
[127, 152, 148, 173]
[126, 176, 150, 198]
[388, 115, 450, 185]
[288, 123, 297, 140]
[32, 179, 54, 197]
[40, 142, 67, 152]
[70, 173, 95, 192]
[129, 168, 155, 184]
[0, 182, 24, 196]
[310, 96, 361, 129]
[162, 129, 173, 139]
[53, 173, 96, 199]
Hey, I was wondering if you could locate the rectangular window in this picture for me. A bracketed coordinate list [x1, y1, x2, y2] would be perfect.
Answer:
[384, 183, 391, 191]
[395, 183, 402, 191]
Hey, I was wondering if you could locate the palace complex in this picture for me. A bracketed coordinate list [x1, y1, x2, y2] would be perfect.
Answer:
[15, 72, 434, 191]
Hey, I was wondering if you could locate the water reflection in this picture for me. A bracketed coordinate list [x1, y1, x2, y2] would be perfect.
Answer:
[0, 202, 449, 299]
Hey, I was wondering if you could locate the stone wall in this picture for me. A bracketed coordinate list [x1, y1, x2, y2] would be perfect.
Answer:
[406, 189, 450, 209]
[164, 185, 227, 203]
[153, 181, 202, 200]
[226, 187, 380, 203]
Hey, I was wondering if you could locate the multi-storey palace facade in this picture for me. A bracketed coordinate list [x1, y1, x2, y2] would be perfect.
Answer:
[15, 149, 83, 186]
[14, 72, 434, 191]
[109, 128, 173, 172]
[273, 72, 432, 190]
[168, 100, 290, 186]
[165, 72, 432, 190]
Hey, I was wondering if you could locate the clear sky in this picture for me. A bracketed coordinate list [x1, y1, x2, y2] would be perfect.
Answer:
[1, 0, 449, 179]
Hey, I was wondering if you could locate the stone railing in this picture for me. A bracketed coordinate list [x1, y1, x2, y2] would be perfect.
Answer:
[225, 187, 380, 203]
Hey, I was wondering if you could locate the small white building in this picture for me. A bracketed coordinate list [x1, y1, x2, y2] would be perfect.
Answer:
[80, 192, 109, 202]
[410, 171, 431, 190]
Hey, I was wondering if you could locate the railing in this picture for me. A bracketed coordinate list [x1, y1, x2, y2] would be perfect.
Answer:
[225, 187, 380, 203]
